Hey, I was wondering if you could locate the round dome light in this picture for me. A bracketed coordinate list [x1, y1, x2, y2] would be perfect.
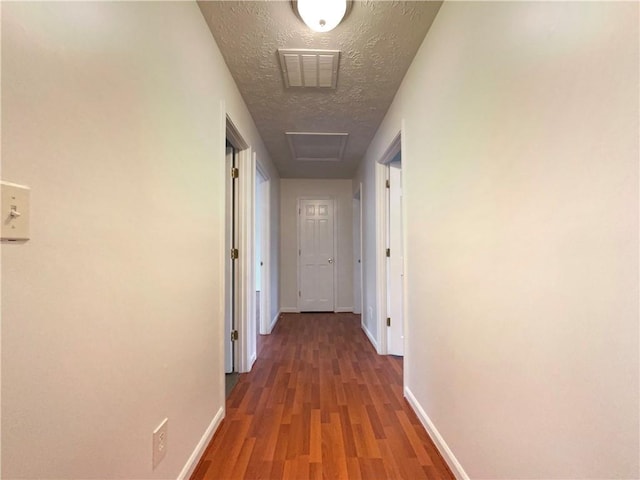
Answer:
[297, 0, 347, 33]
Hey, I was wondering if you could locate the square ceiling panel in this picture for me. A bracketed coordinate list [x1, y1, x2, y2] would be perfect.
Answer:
[278, 49, 340, 88]
[286, 132, 348, 162]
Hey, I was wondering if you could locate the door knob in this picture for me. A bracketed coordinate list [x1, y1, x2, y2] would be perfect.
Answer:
[328, 258, 333, 264]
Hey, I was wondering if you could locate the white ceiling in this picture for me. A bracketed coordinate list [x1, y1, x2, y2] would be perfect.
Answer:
[198, 1, 442, 179]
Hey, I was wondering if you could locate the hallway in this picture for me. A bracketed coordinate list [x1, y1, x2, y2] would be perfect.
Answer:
[192, 313, 453, 480]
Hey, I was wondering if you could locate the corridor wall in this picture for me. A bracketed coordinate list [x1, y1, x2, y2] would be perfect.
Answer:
[2, 2, 279, 478]
[355, 2, 639, 478]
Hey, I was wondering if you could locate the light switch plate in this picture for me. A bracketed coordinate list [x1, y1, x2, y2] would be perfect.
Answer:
[1, 181, 31, 241]
[152, 418, 168, 470]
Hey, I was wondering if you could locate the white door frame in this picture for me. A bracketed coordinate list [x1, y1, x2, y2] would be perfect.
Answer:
[297, 196, 338, 312]
[375, 127, 407, 356]
[225, 113, 256, 373]
[386, 163, 404, 356]
[224, 144, 237, 374]
[255, 159, 271, 336]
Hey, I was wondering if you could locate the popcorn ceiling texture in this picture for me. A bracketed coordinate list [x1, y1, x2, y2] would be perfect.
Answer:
[198, 1, 442, 178]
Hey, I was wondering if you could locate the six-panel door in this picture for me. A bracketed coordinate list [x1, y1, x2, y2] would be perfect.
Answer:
[299, 198, 335, 311]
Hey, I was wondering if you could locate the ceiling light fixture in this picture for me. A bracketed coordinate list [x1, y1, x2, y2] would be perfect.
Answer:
[294, 0, 349, 33]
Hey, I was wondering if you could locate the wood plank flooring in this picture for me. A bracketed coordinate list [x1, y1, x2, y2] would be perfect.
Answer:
[192, 313, 454, 480]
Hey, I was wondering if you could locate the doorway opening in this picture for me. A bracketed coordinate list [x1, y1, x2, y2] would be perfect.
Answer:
[375, 131, 405, 356]
[386, 157, 404, 356]
[224, 116, 253, 396]
[255, 169, 265, 335]
[255, 161, 271, 344]
[225, 139, 240, 395]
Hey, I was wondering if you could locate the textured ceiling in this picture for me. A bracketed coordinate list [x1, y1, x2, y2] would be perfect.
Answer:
[198, 0, 442, 179]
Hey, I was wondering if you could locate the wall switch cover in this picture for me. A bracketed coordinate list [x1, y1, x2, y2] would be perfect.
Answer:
[1, 181, 31, 241]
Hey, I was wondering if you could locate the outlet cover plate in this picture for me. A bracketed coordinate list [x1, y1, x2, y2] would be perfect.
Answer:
[152, 418, 168, 469]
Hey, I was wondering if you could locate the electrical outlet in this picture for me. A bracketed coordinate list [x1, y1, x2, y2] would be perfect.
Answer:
[152, 418, 168, 469]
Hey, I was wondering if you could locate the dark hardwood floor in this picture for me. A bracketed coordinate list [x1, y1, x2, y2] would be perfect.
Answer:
[192, 313, 454, 480]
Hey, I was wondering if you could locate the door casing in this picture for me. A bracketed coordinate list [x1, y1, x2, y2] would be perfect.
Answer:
[386, 162, 404, 356]
[375, 127, 408, 359]
[225, 112, 256, 373]
[255, 160, 271, 335]
[224, 143, 239, 373]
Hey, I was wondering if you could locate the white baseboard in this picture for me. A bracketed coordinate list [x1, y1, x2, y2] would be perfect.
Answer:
[177, 406, 224, 480]
[279, 307, 300, 313]
[361, 323, 378, 351]
[249, 352, 257, 369]
[403, 387, 469, 480]
[334, 307, 354, 313]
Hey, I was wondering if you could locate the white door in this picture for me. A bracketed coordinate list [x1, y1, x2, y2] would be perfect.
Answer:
[387, 163, 404, 356]
[299, 198, 335, 312]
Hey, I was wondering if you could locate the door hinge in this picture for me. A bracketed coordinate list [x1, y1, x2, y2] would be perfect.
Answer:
[231, 167, 239, 179]
[386, 179, 390, 189]
[231, 330, 239, 341]
[299, 208, 301, 215]
[386, 248, 390, 257]
[231, 248, 239, 260]
[387, 317, 391, 327]
[298, 290, 301, 297]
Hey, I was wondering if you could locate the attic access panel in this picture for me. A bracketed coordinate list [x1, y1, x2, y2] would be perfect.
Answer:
[286, 132, 349, 162]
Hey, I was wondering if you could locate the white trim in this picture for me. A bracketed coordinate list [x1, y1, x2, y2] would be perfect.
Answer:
[361, 323, 378, 351]
[177, 407, 224, 480]
[225, 116, 249, 150]
[379, 131, 402, 165]
[280, 307, 300, 313]
[240, 146, 255, 373]
[1, 2, 5, 469]
[219, 103, 230, 375]
[375, 131, 403, 356]
[399, 121, 409, 383]
[335, 307, 354, 313]
[375, 161, 388, 355]
[226, 115, 254, 374]
[404, 387, 469, 480]
[249, 352, 257, 369]
[255, 161, 271, 337]
[269, 310, 281, 333]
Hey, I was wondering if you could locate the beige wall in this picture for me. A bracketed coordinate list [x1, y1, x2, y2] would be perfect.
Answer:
[1, 2, 279, 478]
[356, 1, 639, 478]
[280, 179, 353, 312]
